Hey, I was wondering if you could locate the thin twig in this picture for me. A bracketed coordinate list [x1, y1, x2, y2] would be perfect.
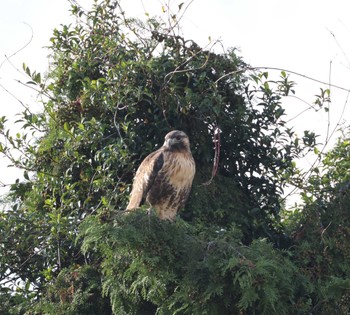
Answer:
[166, 0, 195, 33]
[285, 95, 319, 123]
[325, 60, 332, 144]
[113, 102, 125, 143]
[215, 66, 350, 93]
[327, 28, 350, 67]
[0, 22, 33, 73]
[164, 39, 219, 84]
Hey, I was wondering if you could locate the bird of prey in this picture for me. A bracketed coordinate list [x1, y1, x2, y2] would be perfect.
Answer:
[127, 130, 195, 220]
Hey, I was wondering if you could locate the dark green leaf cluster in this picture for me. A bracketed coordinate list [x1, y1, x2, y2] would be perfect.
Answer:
[283, 131, 350, 313]
[79, 212, 299, 315]
[32, 265, 110, 315]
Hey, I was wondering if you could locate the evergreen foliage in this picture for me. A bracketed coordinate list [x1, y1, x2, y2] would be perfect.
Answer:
[1, 1, 350, 314]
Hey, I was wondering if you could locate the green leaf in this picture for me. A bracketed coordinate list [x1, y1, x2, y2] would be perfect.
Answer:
[63, 122, 70, 131]
[78, 123, 85, 130]
[34, 72, 41, 84]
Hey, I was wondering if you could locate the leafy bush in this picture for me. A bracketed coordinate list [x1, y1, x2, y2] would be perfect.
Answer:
[80, 212, 299, 315]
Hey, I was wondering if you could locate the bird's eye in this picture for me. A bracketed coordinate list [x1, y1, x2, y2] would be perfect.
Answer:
[176, 136, 181, 141]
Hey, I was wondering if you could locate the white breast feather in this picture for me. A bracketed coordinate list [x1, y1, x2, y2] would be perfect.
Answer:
[169, 154, 195, 188]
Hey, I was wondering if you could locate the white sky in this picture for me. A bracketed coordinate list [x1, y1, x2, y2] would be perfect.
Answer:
[1, 0, 350, 203]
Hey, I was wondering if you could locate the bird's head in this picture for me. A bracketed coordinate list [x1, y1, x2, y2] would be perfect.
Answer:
[163, 130, 191, 152]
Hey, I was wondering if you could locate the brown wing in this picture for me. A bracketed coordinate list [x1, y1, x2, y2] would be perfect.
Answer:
[126, 149, 164, 210]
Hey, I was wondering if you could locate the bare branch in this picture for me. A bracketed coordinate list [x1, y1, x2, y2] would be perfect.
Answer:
[215, 66, 350, 93]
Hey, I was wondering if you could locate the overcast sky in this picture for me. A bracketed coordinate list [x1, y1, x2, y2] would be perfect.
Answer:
[1, 0, 350, 201]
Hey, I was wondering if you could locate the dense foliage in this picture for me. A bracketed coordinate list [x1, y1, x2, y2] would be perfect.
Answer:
[1, 1, 350, 314]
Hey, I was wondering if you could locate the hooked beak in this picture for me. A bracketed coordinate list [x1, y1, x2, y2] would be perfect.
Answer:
[164, 138, 174, 148]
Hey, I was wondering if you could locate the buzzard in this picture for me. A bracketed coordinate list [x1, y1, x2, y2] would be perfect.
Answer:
[127, 130, 195, 220]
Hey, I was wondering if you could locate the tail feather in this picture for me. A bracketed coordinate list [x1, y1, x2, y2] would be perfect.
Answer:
[126, 190, 143, 210]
